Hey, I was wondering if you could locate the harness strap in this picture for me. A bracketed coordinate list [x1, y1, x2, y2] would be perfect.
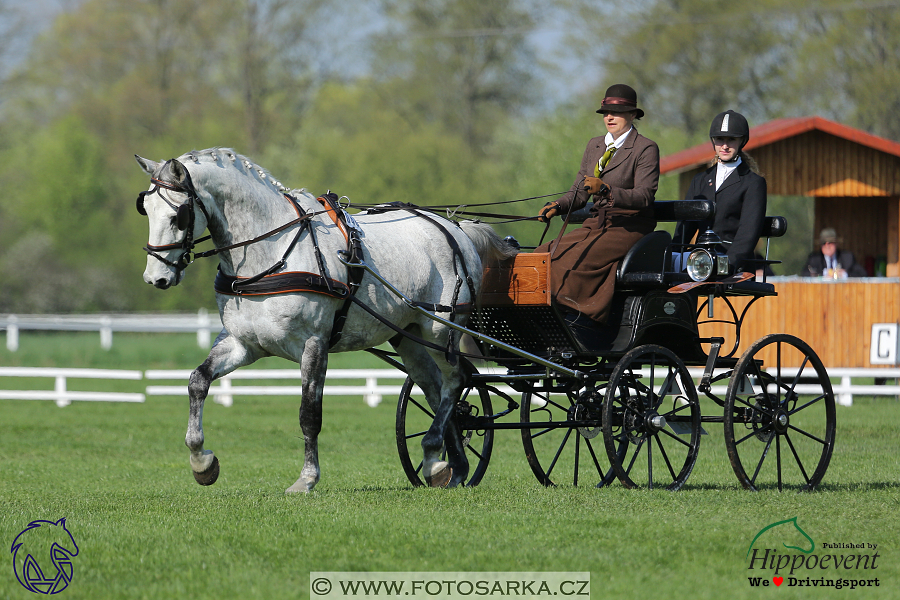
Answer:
[214, 269, 349, 298]
[317, 192, 366, 348]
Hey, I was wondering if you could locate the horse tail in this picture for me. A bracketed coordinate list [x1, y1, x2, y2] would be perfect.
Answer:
[458, 220, 518, 269]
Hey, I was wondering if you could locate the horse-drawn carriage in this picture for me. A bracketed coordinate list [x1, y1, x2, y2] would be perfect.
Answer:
[135, 150, 835, 494]
[392, 199, 836, 492]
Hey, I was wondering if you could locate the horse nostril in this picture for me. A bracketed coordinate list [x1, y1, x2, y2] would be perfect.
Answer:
[154, 278, 170, 289]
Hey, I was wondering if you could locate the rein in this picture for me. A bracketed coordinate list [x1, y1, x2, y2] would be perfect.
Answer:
[345, 191, 568, 224]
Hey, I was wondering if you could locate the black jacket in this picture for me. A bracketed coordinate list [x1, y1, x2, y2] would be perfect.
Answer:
[801, 249, 868, 277]
[674, 161, 767, 270]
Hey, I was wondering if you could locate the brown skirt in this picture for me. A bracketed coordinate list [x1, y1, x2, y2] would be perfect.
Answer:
[536, 211, 656, 323]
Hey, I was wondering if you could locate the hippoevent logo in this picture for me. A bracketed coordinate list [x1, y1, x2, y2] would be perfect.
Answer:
[746, 517, 880, 590]
[10, 518, 79, 594]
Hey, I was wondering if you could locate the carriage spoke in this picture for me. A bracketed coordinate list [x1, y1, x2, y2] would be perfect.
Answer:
[546, 428, 573, 480]
[466, 445, 485, 462]
[787, 423, 828, 446]
[749, 435, 774, 486]
[657, 425, 692, 448]
[776, 433, 783, 492]
[585, 438, 604, 477]
[409, 397, 434, 419]
[404, 429, 428, 441]
[574, 434, 580, 486]
[735, 424, 774, 447]
[733, 392, 777, 418]
[624, 437, 646, 477]
[789, 394, 827, 416]
[655, 434, 678, 481]
[784, 432, 811, 485]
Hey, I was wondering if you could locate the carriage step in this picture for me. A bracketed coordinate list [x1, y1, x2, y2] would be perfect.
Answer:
[667, 421, 709, 436]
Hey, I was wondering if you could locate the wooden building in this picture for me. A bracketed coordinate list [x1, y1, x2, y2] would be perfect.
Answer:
[660, 116, 900, 368]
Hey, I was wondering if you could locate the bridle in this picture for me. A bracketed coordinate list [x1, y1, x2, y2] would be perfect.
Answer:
[136, 163, 325, 281]
[136, 170, 211, 272]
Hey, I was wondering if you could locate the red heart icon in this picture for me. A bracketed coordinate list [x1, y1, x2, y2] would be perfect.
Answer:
[773, 577, 783, 586]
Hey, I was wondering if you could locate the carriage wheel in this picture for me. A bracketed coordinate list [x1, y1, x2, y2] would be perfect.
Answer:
[395, 371, 494, 487]
[520, 379, 619, 487]
[724, 334, 836, 492]
[603, 345, 701, 491]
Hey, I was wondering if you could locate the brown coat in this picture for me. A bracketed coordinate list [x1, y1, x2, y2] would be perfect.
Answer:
[537, 127, 659, 323]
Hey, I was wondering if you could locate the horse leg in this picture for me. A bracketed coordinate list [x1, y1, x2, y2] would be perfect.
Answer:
[286, 336, 328, 494]
[186, 331, 258, 485]
[394, 336, 469, 487]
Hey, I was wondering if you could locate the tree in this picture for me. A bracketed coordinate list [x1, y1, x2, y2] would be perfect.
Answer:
[787, 1, 900, 140]
[374, 0, 538, 154]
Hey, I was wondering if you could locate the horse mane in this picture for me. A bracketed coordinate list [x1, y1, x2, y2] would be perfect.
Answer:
[177, 148, 311, 199]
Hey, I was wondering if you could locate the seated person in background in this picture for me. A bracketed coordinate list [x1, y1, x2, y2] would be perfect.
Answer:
[673, 110, 767, 273]
[535, 84, 658, 327]
[801, 228, 867, 278]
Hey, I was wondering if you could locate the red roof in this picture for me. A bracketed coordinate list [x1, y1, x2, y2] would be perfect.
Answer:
[660, 116, 900, 175]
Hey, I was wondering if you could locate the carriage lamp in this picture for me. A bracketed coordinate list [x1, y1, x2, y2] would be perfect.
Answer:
[685, 248, 729, 282]
[686, 249, 714, 281]
[685, 229, 730, 282]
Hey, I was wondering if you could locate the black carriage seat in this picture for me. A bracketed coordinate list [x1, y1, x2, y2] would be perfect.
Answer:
[615, 230, 672, 286]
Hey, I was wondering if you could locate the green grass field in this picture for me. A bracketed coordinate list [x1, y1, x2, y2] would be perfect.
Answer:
[1, 332, 898, 599]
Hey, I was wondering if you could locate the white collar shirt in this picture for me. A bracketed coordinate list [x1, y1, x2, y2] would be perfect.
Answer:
[715, 157, 742, 191]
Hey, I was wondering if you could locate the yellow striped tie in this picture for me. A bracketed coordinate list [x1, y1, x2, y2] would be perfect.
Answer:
[595, 144, 617, 176]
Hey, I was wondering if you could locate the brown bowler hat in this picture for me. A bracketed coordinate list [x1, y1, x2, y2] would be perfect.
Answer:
[596, 84, 644, 119]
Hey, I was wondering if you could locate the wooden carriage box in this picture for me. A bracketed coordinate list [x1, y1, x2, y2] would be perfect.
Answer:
[480, 253, 551, 306]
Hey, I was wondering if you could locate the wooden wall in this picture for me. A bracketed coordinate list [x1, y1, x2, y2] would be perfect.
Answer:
[698, 280, 900, 368]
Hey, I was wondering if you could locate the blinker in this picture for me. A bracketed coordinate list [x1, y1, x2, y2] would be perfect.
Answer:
[176, 203, 191, 230]
[136, 192, 148, 216]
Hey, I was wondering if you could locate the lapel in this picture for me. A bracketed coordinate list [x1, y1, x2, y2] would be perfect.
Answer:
[602, 127, 636, 174]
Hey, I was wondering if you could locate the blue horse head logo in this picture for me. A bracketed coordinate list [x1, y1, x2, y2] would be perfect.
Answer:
[10, 518, 79, 594]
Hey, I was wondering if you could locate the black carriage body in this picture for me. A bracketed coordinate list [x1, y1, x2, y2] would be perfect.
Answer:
[472, 289, 705, 364]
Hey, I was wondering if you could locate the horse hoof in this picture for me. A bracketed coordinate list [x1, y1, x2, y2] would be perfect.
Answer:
[192, 456, 220, 486]
[425, 466, 453, 488]
[285, 476, 317, 494]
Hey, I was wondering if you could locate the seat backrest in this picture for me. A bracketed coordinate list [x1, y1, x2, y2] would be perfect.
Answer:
[570, 199, 716, 225]
[618, 230, 672, 276]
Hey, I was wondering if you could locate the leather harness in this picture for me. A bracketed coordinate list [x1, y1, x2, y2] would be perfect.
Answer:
[139, 172, 480, 358]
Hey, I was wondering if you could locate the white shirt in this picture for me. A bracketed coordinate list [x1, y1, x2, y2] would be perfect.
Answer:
[715, 157, 742, 190]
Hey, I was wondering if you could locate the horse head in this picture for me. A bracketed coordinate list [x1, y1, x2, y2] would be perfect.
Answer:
[135, 155, 210, 289]
[746, 517, 815, 558]
[11, 518, 79, 594]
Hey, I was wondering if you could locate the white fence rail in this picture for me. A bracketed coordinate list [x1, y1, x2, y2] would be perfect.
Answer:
[0, 367, 145, 407]
[1, 311, 218, 351]
[2, 367, 898, 408]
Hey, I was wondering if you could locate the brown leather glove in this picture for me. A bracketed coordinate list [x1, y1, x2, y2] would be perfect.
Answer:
[583, 176, 610, 198]
[538, 201, 560, 223]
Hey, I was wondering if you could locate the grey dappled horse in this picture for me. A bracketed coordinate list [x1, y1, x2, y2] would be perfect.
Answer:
[135, 149, 515, 492]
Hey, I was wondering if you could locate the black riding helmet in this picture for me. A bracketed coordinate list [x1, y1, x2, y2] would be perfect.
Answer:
[709, 110, 749, 161]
